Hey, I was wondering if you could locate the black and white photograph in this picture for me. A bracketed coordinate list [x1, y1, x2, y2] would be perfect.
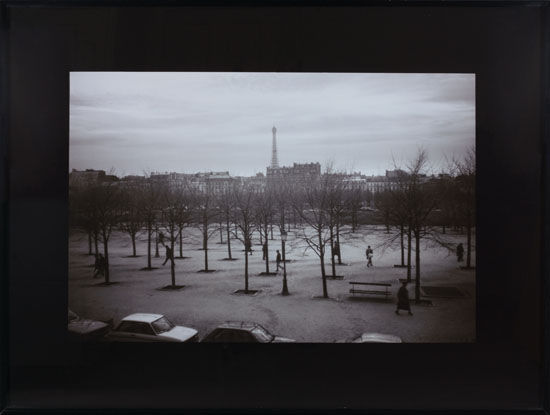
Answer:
[68, 71, 476, 343]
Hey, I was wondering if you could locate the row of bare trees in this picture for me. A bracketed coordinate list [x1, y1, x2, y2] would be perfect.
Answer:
[374, 148, 476, 303]
[70, 152, 475, 298]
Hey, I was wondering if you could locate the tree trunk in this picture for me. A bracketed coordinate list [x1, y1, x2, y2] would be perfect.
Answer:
[94, 231, 99, 258]
[264, 222, 270, 273]
[400, 224, 405, 266]
[415, 231, 421, 304]
[330, 226, 336, 278]
[244, 241, 249, 292]
[407, 225, 412, 281]
[319, 231, 328, 298]
[170, 232, 176, 287]
[88, 232, 93, 255]
[336, 221, 342, 265]
[102, 230, 110, 284]
[219, 222, 224, 243]
[203, 221, 209, 271]
[147, 222, 152, 269]
[226, 216, 232, 259]
[155, 227, 160, 258]
[179, 226, 184, 258]
[131, 234, 137, 257]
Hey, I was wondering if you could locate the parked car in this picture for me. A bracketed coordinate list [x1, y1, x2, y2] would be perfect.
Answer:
[337, 332, 403, 343]
[202, 321, 295, 343]
[105, 313, 199, 342]
[68, 309, 112, 340]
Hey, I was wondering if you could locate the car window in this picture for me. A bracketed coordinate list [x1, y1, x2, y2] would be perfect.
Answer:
[232, 330, 255, 342]
[251, 326, 274, 343]
[152, 317, 175, 334]
[116, 321, 155, 335]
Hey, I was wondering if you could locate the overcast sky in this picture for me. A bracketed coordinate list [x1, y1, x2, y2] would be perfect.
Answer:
[70, 72, 475, 177]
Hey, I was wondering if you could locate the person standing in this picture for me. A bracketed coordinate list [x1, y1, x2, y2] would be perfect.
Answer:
[159, 231, 165, 247]
[366, 245, 374, 267]
[395, 281, 413, 316]
[262, 242, 268, 260]
[456, 243, 464, 262]
[276, 250, 283, 271]
[162, 246, 173, 266]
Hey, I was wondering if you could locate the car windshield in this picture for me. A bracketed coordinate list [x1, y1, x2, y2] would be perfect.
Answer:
[251, 325, 274, 343]
[152, 317, 175, 334]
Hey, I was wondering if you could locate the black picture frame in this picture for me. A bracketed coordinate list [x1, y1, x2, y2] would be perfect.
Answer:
[1, 2, 549, 413]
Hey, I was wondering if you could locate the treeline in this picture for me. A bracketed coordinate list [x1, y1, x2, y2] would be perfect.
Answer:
[69, 149, 475, 299]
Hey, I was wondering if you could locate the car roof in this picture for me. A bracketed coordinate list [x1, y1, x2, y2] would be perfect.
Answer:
[218, 321, 261, 330]
[121, 313, 164, 323]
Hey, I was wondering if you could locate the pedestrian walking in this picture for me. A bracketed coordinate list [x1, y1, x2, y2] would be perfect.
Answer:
[366, 245, 374, 267]
[159, 231, 165, 247]
[162, 246, 173, 266]
[262, 242, 268, 260]
[276, 250, 283, 271]
[456, 243, 464, 262]
[93, 254, 105, 279]
[395, 281, 413, 316]
[246, 239, 253, 255]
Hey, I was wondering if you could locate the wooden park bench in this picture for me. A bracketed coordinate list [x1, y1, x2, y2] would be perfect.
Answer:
[349, 281, 392, 302]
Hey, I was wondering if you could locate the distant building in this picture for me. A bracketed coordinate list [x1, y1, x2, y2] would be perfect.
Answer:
[266, 162, 321, 187]
[69, 169, 106, 188]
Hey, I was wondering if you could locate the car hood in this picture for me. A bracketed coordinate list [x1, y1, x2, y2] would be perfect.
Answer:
[69, 319, 109, 335]
[271, 336, 296, 343]
[158, 326, 198, 342]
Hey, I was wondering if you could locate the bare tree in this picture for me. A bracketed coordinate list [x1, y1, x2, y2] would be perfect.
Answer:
[159, 185, 188, 288]
[232, 184, 258, 293]
[218, 185, 238, 260]
[140, 180, 161, 270]
[94, 182, 122, 284]
[193, 183, 219, 272]
[453, 147, 476, 269]
[119, 187, 143, 257]
[255, 188, 277, 274]
[292, 172, 333, 299]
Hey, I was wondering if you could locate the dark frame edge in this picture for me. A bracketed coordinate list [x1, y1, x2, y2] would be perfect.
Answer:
[543, 3, 550, 415]
[0, 2, 9, 415]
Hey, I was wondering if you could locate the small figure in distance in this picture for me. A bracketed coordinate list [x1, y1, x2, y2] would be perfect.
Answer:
[276, 250, 283, 271]
[262, 242, 268, 260]
[245, 239, 253, 255]
[366, 245, 374, 268]
[93, 253, 105, 279]
[162, 245, 173, 266]
[395, 280, 413, 316]
[456, 242, 464, 262]
[159, 231, 165, 247]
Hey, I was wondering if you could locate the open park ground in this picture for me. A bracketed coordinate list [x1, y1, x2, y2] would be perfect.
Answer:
[69, 226, 476, 343]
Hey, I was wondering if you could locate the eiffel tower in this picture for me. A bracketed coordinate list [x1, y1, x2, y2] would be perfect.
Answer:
[271, 125, 279, 168]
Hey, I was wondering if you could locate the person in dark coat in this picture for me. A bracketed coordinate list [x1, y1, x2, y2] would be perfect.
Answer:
[93, 254, 105, 278]
[262, 243, 268, 260]
[245, 239, 252, 255]
[159, 231, 165, 247]
[456, 243, 464, 262]
[366, 246, 373, 267]
[162, 246, 173, 266]
[395, 281, 413, 315]
[276, 250, 283, 271]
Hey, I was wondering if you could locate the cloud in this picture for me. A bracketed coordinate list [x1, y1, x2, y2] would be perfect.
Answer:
[69, 72, 475, 176]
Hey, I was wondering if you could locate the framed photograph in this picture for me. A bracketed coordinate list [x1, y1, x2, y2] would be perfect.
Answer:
[2, 2, 548, 413]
